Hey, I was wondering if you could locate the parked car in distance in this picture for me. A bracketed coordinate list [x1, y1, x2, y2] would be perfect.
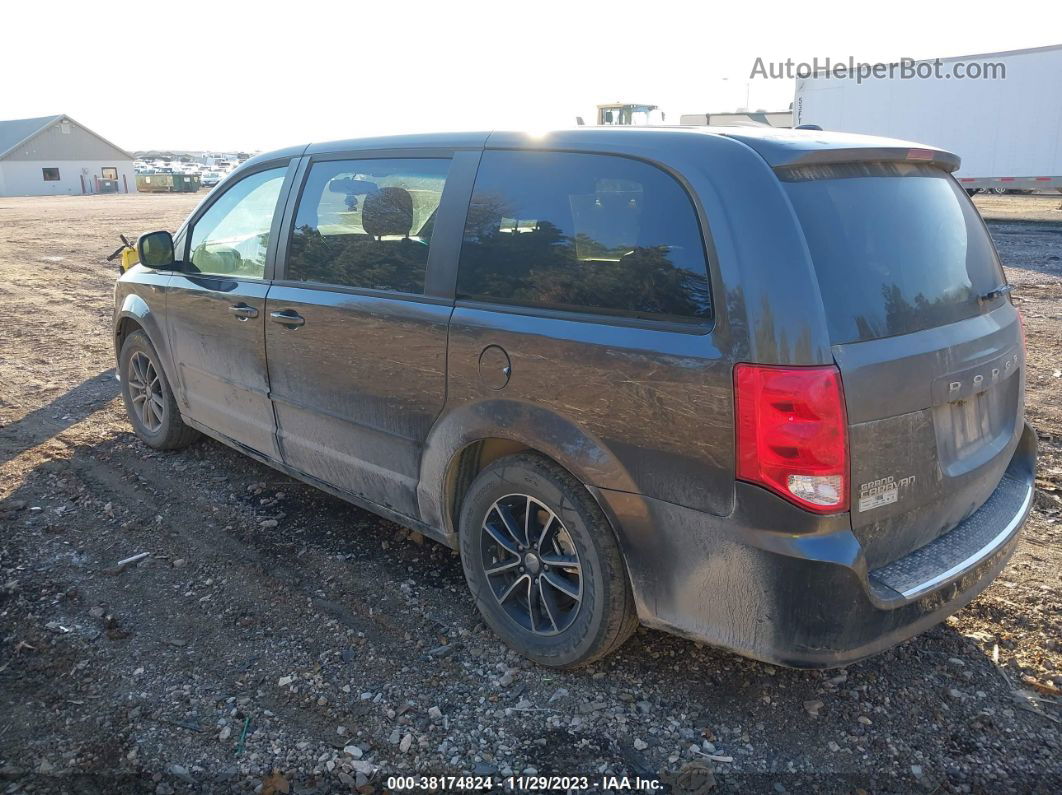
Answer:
[201, 171, 221, 188]
[115, 127, 1035, 669]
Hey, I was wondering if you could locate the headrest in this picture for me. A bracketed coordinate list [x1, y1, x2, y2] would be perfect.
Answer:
[362, 187, 413, 237]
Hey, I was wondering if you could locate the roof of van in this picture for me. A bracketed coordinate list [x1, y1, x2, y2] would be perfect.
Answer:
[247, 126, 960, 173]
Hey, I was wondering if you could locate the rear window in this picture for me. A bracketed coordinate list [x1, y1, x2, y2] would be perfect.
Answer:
[286, 158, 450, 294]
[457, 151, 711, 322]
[781, 162, 1004, 344]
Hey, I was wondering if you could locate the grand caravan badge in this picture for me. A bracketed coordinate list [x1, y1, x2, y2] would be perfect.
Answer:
[858, 475, 917, 512]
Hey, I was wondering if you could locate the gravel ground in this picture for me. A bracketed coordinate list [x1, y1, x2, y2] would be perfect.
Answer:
[0, 193, 1060, 794]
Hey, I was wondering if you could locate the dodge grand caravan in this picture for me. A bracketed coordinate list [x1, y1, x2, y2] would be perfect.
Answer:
[115, 127, 1036, 669]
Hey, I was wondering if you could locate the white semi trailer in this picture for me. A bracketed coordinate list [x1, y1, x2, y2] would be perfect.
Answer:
[793, 44, 1062, 193]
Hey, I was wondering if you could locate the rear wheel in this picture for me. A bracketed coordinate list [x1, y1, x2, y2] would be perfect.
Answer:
[119, 331, 199, 450]
[459, 453, 638, 668]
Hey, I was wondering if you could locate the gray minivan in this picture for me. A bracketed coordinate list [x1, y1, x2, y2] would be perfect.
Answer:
[115, 127, 1035, 669]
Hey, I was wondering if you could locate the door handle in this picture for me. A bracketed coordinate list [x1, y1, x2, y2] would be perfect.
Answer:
[229, 303, 258, 320]
[270, 310, 305, 328]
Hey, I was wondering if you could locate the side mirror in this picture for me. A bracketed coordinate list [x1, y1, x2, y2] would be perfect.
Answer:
[137, 230, 176, 270]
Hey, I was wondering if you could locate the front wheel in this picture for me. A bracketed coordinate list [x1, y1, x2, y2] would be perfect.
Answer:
[119, 330, 199, 450]
[459, 453, 638, 668]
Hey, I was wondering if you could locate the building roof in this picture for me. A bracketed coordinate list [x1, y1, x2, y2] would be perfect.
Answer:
[0, 114, 133, 161]
[0, 115, 61, 159]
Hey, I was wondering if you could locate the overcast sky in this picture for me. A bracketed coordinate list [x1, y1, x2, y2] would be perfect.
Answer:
[3, 0, 1059, 152]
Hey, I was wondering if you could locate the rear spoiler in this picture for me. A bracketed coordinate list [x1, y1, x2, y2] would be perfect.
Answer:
[718, 129, 961, 173]
[771, 146, 961, 173]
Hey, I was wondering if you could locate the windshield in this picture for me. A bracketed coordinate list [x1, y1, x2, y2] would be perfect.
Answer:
[781, 162, 1005, 344]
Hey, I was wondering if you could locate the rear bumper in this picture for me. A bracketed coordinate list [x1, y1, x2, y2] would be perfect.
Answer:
[595, 421, 1037, 668]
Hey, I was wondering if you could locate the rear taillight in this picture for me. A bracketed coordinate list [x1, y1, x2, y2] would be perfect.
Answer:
[735, 364, 849, 513]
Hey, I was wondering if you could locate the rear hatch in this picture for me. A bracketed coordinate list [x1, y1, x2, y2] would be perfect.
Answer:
[781, 161, 1025, 568]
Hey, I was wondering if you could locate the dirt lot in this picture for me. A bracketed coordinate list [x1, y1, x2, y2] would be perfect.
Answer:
[1, 192, 1060, 793]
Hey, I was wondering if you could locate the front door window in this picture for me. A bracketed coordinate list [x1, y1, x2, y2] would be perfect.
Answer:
[188, 168, 287, 278]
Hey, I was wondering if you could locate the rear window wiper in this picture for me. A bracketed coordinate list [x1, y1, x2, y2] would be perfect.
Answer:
[978, 284, 1012, 304]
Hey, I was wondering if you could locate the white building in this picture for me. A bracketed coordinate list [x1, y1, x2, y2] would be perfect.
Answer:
[793, 45, 1062, 188]
[679, 110, 793, 128]
[0, 114, 136, 196]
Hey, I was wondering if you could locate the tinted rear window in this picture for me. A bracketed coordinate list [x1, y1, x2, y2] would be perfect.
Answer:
[286, 158, 449, 294]
[781, 162, 1004, 344]
[457, 151, 711, 322]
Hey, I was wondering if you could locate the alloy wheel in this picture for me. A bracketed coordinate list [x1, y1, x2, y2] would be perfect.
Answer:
[127, 351, 165, 433]
[479, 494, 583, 635]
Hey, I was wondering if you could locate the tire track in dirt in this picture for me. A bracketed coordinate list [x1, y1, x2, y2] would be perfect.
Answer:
[14, 434, 434, 763]
[65, 442, 390, 636]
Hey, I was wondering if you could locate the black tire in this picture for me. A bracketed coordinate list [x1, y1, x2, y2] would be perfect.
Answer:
[459, 452, 638, 668]
[119, 330, 200, 450]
